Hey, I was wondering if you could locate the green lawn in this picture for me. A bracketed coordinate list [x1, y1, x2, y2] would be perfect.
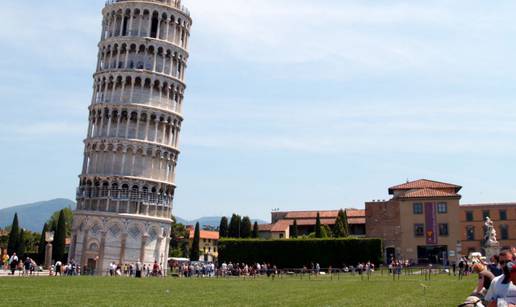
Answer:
[0, 274, 474, 306]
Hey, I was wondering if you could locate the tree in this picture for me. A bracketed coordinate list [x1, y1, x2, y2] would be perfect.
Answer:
[219, 216, 228, 238]
[7, 213, 20, 254]
[53, 210, 66, 262]
[252, 222, 259, 238]
[333, 209, 350, 238]
[315, 212, 322, 238]
[291, 219, 298, 238]
[47, 207, 73, 237]
[190, 222, 200, 261]
[321, 225, 331, 238]
[169, 217, 189, 258]
[228, 214, 242, 238]
[18, 229, 26, 257]
[38, 223, 48, 262]
[342, 210, 350, 237]
[240, 216, 252, 238]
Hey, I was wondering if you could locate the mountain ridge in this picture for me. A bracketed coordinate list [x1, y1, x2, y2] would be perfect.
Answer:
[0, 199, 267, 232]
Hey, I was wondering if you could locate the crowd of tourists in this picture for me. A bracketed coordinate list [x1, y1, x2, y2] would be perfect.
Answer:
[168, 261, 378, 278]
[459, 249, 516, 307]
[1, 252, 41, 276]
[106, 260, 164, 277]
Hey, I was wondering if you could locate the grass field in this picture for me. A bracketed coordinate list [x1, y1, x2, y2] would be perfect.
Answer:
[0, 274, 475, 306]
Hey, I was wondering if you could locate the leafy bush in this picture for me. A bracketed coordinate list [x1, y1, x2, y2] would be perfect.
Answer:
[218, 238, 382, 268]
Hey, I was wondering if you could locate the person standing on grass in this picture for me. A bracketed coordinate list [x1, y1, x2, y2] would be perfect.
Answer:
[485, 261, 516, 307]
[55, 260, 62, 276]
[472, 263, 495, 295]
[9, 252, 18, 275]
[135, 261, 142, 278]
[459, 258, 466, 280]
[2, 252, 9, 271]
[488, 255, 503, 277]
[23, 257, 31, 276]
[152, 260, 159, 276]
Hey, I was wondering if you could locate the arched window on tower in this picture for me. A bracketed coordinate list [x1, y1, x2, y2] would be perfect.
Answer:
[150, 12, 159, 38]
[121, 184, 129, 199]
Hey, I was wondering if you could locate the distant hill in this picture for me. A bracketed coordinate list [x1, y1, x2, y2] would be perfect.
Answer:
[0, 199, 76, 232]
[0, 199, 267, 232]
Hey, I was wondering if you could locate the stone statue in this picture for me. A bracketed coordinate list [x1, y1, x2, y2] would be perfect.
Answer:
[484, 216, 500, 261]
[484, 217, 497, 244]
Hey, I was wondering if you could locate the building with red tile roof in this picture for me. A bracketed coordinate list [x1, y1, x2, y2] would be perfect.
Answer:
[366, 178, 516, 266]
[258, 209, 365, 239]
[186, 226, 219, 262]
[256, 178, 516, 266]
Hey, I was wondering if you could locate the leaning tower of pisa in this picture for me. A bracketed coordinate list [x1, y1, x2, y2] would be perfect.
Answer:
[69, 0, 191, 274]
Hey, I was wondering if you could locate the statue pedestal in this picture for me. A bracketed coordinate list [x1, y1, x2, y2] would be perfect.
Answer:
[485, 241, 500, 261]
[45, 243, 53, 269]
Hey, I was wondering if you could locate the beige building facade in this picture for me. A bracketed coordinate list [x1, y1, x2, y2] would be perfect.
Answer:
[367, 179, 462, 264]
[259, 209, 366, 239]
[187, 227, 219, 262]
[460, 203, 516, 255]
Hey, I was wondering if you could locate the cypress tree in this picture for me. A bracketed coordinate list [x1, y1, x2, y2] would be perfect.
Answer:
[342, 210, 350, 237]
[53, 210, 66, 262]
[240, 216, 252, 238]
[219, 216, 228, 238]
[18, 229, 26, 257]
[252, 222, 259, 238]
[291, 219, 298, 238]
[190, 222, 200, 261]
[228, 214, 241, 238]
[7, 213, 20, 255]
[315, 212, 322, 238]
[333, 209, 348, 238]
[321, 225, 331, 238]
[38, 223, 48, 263]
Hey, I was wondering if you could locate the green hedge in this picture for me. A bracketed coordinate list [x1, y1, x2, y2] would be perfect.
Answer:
[218, 238, 382, 268]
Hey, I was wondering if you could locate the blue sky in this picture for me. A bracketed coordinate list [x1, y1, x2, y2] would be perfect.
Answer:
[1, 0, 516, 220]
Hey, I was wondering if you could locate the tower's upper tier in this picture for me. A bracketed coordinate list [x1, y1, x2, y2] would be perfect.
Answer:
[105, 0, 190, 18]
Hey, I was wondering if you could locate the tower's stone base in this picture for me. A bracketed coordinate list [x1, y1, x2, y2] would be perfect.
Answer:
[69, 212, 171, 275]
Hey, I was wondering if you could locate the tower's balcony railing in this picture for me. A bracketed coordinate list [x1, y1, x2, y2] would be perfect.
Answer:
[105, 0, 190, 16]
[76, 187, 173, 207]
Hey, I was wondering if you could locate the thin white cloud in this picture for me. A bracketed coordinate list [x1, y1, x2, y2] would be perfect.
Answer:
[187, 0, 516, 80]
[182, 96, 516, 155]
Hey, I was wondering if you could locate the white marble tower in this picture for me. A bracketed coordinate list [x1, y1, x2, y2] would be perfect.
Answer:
[69, 0, 191, 274]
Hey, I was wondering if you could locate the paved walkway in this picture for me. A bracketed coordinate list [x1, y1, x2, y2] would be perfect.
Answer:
[0, 269, 51, 277]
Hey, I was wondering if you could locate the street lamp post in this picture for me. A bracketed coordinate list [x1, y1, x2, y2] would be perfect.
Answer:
[45, 231, 55, 269]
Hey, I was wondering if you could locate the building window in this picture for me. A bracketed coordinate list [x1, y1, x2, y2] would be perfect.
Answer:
[437, 203, 448, 214]
[500, 210, 507, 221]
[413, 203, 423, 215]
[279, 234, 284, 239]
[466, 225, 475, 241]
[414, 224, 424, 237]
[466, 211, 474, 221]
[439, 223, 449, 236]
[501, 224, 509, 240]
[483, 210, 490, 220]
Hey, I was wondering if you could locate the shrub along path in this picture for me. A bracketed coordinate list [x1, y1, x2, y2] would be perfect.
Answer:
[0, 274, 474, 306]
